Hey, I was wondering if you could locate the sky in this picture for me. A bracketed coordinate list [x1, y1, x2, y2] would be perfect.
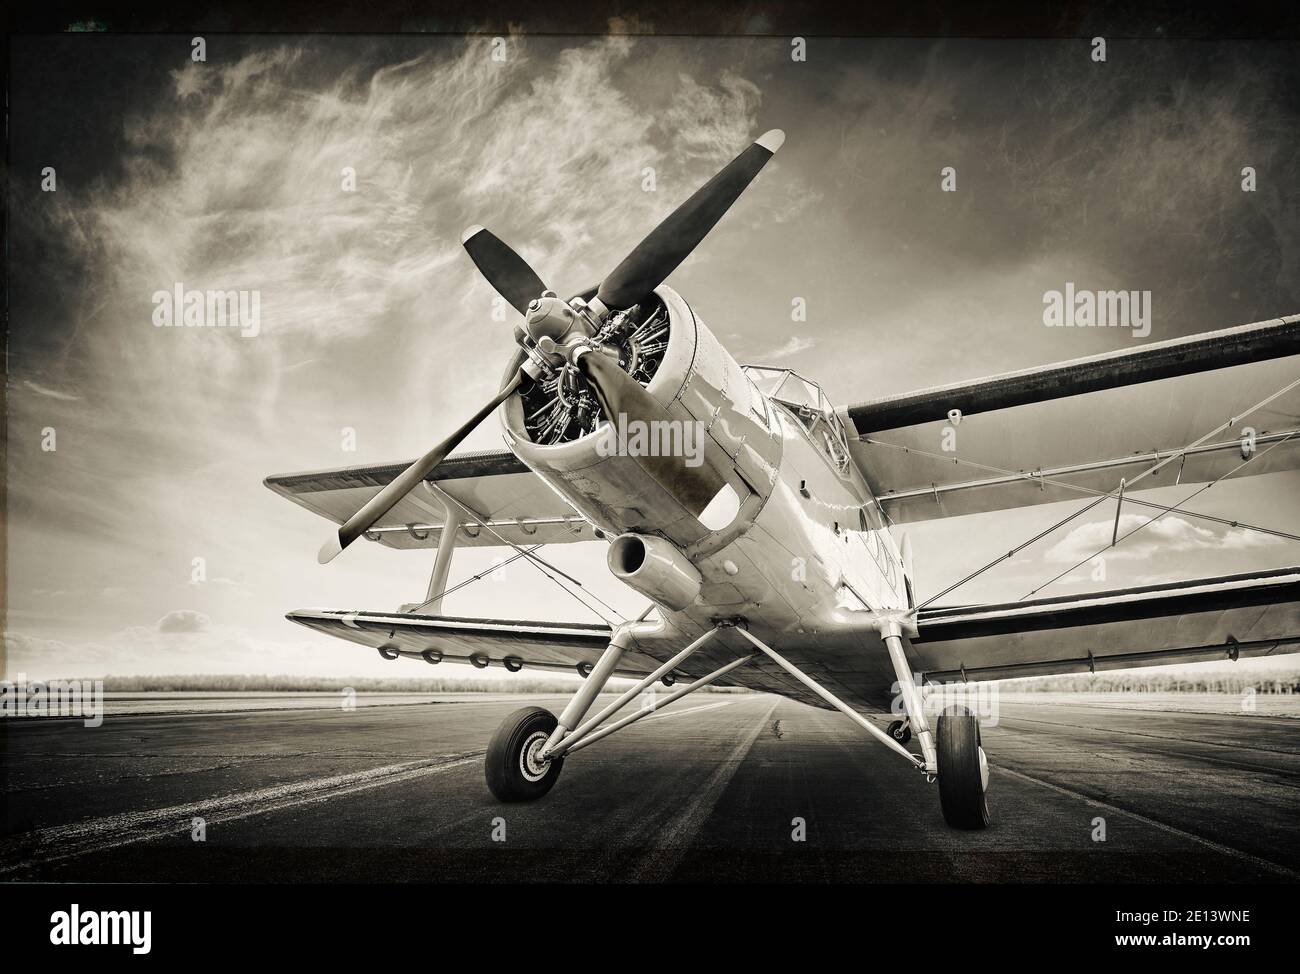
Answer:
[6, 31, 1300, 680]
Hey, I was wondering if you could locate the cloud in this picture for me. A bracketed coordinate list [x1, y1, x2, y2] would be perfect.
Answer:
[157, 609, 211, 633]
[11, 35, 1299, 679]
[22, 381, 81, 401]
[4, 626, 279, 680]
[762, 335, 816, 358]
[2, 623, 506, 683]
[659, 71, 762, 167]
[5, 35, 798, 678]
[1044, 514, 1282, 565]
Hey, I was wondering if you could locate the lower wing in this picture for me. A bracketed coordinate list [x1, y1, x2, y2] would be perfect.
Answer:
[286, 566, 1299, 706]
[288, 610, 636, 675]
[911, 567, 1300, 683]
[286, 609, 830, 706]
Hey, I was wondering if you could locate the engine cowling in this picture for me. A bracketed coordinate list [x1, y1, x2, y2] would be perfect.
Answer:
[499, 286, 781, 554]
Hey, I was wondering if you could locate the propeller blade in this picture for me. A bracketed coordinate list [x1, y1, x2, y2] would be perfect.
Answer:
[319, 372, 524, 564]
[596, 129, 784, 311]
[461, 225, 548, 316]
[573, 350, 725, 516]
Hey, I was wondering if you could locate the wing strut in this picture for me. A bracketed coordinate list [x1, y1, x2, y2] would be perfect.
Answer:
[864, 437, 1300, 544]
[916, 374, 1300, 611]
[424, 483, 626, 626]
[1023, 427, 1300, 599]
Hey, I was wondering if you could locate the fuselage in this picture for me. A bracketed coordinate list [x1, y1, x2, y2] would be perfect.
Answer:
[499, 285, 909, 668]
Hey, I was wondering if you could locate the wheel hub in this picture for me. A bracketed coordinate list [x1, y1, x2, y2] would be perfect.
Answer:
[519, 730, 551, 782]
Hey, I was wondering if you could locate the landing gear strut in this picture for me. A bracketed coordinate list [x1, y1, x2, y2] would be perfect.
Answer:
[734, 614, 990, 831]
[483, 621, 754, 802]
[482, 616, 992, 830]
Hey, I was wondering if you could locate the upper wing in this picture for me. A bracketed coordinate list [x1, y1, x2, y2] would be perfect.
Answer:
[264, 448, 596, 550]
[911, 567, 1300, 684]
[838, 315, 1300, 523]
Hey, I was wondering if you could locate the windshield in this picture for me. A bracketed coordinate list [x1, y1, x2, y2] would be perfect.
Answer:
[742, 366, 852, 472]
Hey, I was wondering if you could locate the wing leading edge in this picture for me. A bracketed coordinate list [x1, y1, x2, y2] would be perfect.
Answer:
[839, 314, 1300, 523]
[265, 448, 596, 550]
[288, 609, 728, 683]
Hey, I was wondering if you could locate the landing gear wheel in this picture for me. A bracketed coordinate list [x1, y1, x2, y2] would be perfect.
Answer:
[937, 707, 990, 830]
[485, 706, 564, 802]
[886, 719, 912, 745]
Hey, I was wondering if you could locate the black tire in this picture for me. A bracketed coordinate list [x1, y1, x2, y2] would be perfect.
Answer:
[886, 719, 912, 745]
[485, 706, 564, 802]
[937, 707, 990, 829]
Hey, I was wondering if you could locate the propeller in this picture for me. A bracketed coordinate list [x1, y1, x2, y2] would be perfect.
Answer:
[318, 372, 523, 564]
[597, 128, 784, 310]
[320, 128, 783, 562]
[461, 225, 548, 316]
[572, 348, 725, 514]
[463, 128, 784, 319]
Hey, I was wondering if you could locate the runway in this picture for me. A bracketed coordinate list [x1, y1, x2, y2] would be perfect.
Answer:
[2, 693, 1297, 883]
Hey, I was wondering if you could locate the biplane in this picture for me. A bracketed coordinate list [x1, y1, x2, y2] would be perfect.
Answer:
[266, 129, 1300, 828]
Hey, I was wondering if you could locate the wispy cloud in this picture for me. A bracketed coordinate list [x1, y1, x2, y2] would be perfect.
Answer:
[7, 35, 794, 676]
[1044, 514, 1283, 565]
[157, 609, 212, 633]
[762, 335, 816, 358]
[10, 35, 1299, 677]
[22, 380, 80, 401]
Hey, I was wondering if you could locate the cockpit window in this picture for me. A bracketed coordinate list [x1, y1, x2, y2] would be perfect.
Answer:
[745, 375, 770, 429]
[741, 366, 852, 473]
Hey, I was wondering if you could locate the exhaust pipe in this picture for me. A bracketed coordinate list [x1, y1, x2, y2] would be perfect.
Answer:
[607, 533, 702, 611]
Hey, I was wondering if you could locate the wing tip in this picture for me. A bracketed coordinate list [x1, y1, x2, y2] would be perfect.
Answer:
[317, 535, 343, 564]
[756, 129, 785, 154]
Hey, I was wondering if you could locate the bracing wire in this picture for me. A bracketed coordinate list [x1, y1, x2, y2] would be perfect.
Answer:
[423, 486, 626, 625]
[863, 438, 1300, 545]
[1019, 429, 1299, 599]
[909, 375, 1300, 611]
[404, 544, 545, 615]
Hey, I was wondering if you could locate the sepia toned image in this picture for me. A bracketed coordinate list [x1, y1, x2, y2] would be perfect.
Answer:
[2, 3, 1298, 956]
